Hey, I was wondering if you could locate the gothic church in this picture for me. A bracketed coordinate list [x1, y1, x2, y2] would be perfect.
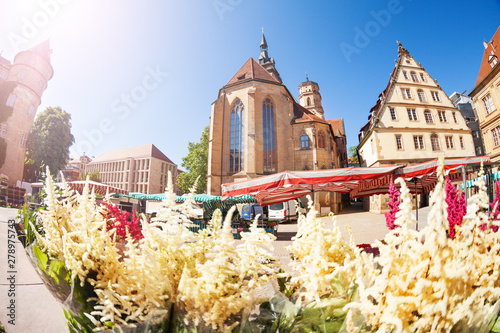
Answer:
[207, 33, 347, 213]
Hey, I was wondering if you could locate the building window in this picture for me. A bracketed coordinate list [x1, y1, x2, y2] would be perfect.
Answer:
[0, 71, 6, 79]
[476, 146, 483, 155]
[493, 129, 499, 147]
[417, 90, 427, 102]
[403, 71, 409, 80]
[230, 99, 244, 173]
[424, 110, 433, 123]
[482, 94, 496, 115]
[263, 98, 276, 173]
[413, 135, 424, 150]
[20, 133, 27, 147]
[28, 105, 35, 117]
[420, 73, 426, 82]
[318, 131, 325, 148]
[445, 136, 454, 149]
[438, 111, 447, 122]
[395, 135, 403, 150]
[431, 91, 441, 102]
[0, 124, 6, 138]
[306, 97, 311, 106]
[472, 130, 479, 138]
[410, 71, 419, 82]
[490, 55, 498, 68]
[407, 108, 418, 121]
[401, 88, 412, 99]
[452, 112, 458, 123]
[389, 108, 397, 120]
[459, 136, 464, 149]
[430, 134, 440, 151]
[6, 94, 15, 107]
[17, 69, 26, 79]
[301, 132, 310, 149]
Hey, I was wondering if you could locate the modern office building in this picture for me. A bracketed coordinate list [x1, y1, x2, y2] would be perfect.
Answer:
[85, 144, 177, 194]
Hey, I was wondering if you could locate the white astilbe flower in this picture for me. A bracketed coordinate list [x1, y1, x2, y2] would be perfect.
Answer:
[348, 157, 500, 333]
[287, 196, 357, 304]
[34, 169, 171, 330]
[176, 206, 279, 331]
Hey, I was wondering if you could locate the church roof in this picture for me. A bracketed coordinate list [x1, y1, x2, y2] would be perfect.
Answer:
[90, 144, 174, 164]
[225, 57, 280, 87]
[473, 25, 500, 89]
[326, 119, 346, 136]
[292, 101, 327, 124]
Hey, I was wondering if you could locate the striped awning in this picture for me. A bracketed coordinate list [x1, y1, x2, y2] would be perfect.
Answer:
[221, 156, 490, 206]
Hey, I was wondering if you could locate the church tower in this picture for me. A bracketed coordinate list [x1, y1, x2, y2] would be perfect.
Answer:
[0, 40, 53, 185]
[258, 32, 282, 83]
[298, 76, 325, 119]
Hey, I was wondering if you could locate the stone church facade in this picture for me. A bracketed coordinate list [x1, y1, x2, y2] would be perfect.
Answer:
[207, 34, 347, 213]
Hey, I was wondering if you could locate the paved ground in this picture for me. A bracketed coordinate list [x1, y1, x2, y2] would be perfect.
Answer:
[0, 203, 431, 333]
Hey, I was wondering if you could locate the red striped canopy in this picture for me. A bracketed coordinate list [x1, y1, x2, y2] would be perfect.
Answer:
[221, 156, 490, 206]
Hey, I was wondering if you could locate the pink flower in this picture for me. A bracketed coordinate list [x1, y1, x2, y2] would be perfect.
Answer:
[445, 176, 466, 239]
[385, 181, 400, 230]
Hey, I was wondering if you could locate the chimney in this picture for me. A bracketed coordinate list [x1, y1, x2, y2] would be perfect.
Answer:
[484, 41, 489, 49]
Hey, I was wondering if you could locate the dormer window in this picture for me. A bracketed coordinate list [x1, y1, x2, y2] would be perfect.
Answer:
[237, 74, 246, 80]
[489, 55, 498, 68]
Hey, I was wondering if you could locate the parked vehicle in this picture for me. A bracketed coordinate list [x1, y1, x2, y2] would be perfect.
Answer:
[268, 199, 306, 222]
[241, 204, 264, 221]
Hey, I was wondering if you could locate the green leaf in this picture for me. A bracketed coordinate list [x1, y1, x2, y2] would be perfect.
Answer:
[33, 244, 48, 273]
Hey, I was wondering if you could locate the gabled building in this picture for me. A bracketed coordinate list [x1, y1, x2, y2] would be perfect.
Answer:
[0, 41, 53, 185]
[207, 33, 348, 213]
[358, 42, 475, 212]
[470, 25, 500, 164]
[85, 144, 177, 194]
[449, 91, 484, 156]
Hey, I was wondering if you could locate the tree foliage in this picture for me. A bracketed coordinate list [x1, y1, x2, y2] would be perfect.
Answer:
[348, 146, 359, 166]
[24, 107, 75, 180]
[78, 170, 101, 182]
[177, 125, 209, 194]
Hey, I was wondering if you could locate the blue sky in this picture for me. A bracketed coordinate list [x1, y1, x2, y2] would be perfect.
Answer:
[1, 0, 499, 167]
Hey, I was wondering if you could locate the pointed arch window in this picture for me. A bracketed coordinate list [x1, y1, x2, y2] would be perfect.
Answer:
[263, 98, 276, 173]
[301, 132, 310, 149]
[318, 131, 325, 148]
[230, 99, 244, 173]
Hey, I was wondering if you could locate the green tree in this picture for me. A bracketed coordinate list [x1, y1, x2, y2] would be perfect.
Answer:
[177, 125, 209, 194]
[348, 146, 359, 167]
[24, 107, 75, 181]
[78, 170, 101, 182]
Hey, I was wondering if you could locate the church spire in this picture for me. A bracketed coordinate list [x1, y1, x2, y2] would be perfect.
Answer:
[257, 30, 282, 83]
[259, 29, 270, 64]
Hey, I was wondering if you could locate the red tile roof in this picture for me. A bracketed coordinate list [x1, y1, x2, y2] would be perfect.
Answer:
[474, 25, 500, 88]
[326, 119, 345, 136]
[225, 57, 280, 86]
[292, 102, 327, 124]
